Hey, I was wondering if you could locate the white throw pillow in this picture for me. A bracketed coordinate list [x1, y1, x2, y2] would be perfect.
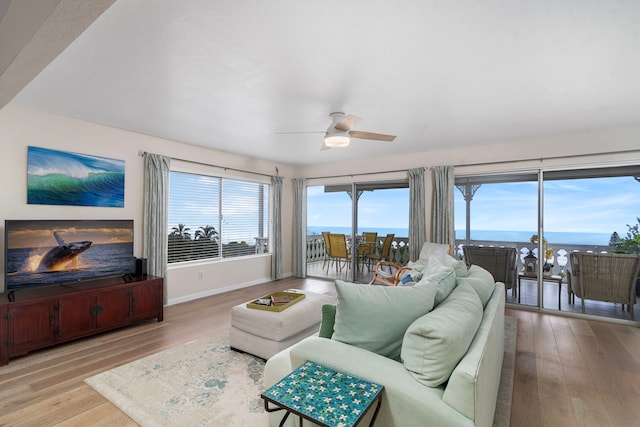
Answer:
[401, 282, 483, 387]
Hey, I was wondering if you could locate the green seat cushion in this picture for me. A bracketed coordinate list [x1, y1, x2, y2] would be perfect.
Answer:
[332, 280, 437, 361]
[401, 282, 483, 387]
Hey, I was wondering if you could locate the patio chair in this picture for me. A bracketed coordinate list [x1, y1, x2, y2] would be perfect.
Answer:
[463, 246, 518, 298]
[567, 252, 640, 319]
[328, 233, 352, 272]
[321, 231, 332, 271]
[357, 231, 378, 271]
[369, 241, 452, 286]
[367, 233, 395, 265]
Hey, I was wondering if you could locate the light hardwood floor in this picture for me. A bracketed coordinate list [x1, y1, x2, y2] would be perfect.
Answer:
[1, 277, 639, 426]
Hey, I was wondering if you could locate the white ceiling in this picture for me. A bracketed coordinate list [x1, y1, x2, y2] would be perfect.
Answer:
[9, 0, 640, 166]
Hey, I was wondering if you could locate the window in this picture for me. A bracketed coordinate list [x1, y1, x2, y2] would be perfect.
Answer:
[454, 165, 640, 319]
[168, 171, 269, 263]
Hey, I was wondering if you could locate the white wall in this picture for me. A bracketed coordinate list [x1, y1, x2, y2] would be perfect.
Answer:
[0, 104, 294, 303]
[2, 104, 639, 303]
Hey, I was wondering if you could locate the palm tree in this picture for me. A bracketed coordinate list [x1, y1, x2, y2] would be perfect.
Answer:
[170, 223, 191, 239]
[195, 225, 218, 241]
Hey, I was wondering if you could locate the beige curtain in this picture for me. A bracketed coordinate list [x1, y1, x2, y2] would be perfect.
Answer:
[292, 178, 307, 277]
[143, 153, 170, 303]
[432, 165, 455, 249]
[271, 176, 283, 280]
[408, 167, 426, 261]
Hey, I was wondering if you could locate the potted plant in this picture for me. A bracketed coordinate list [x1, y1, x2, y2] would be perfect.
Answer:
[610, 217, 640, 296]
[610, 217, 640, 254]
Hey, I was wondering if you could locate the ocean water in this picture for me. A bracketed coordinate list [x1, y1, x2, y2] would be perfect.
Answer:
[6, 242, 134, 291]
[307, 226, 611, 246]
[27, 172, 125, 207]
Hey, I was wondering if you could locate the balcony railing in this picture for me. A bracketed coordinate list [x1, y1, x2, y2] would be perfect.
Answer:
[454, 239, 615, 278]
[306, 234, 616, 279]
[306, 235, 411, 266]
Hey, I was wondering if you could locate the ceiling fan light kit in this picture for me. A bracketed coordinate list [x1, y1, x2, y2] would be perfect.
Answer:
[324, 131, 351, 147]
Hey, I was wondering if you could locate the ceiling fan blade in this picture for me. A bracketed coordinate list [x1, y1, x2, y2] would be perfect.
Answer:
[275, 131, 324, 135]
[349, 130, 396, 142]
[334, 114, 361, 131]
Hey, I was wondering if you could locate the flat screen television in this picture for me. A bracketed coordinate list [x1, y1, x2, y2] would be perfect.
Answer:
[4, 219, 134, 291]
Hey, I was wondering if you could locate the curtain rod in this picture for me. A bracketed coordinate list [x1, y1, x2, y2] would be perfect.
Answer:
[453, 148, 640, 169]
[305, 167, 425, 180]
[138, 150, 276, 178]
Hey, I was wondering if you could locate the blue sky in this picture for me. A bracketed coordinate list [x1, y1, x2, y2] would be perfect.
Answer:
[454, 177, 640, 235]
[307, 186, 410, 229]
[307, 176, 640, 238]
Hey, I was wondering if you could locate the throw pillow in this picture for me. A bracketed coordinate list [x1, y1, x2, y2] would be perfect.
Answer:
[318, 304, 336, 338]
[332, 280, 437, 361]
[417, 258, 457, 305]
[456, 265, 495, 306]
[399, 274, 416, 286]
[418, 242, 451, 263]
[427, 252, 469, 278]
[401, 282, 483, 387]
[398, 260, 427, 282]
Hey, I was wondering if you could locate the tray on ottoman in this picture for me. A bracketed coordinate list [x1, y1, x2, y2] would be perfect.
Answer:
[246, 291, 305, 312]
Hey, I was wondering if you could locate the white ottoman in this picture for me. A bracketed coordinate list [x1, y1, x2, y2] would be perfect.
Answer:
[230, 289, 336, 360]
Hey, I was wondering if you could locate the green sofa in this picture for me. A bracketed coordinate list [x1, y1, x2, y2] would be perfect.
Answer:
[264, 262, 506, 427]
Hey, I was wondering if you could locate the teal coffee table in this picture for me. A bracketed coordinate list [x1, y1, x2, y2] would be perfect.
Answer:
[262, 360, 384, 427]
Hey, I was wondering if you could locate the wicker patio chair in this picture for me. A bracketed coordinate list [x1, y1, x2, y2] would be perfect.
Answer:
[462, 246, 518, 298]
[567, 252, 640, 319]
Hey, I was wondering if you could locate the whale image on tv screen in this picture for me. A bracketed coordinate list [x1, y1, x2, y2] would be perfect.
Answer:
[5, 219, 134, 291]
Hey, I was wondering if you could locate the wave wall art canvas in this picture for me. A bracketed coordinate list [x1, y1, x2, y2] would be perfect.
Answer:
[27, 146, 125, 207]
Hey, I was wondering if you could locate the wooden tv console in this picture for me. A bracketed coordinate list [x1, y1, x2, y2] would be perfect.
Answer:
[0, 275, 163, 366]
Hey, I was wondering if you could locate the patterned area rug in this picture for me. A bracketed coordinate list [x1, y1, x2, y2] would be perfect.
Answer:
[85, 332, 267, 426]
[86, 318, 516, 426]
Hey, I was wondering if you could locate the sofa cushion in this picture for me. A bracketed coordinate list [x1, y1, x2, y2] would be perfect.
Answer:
[318, 304, 336, 338]
[332, 280, 437, 361]
[416, 259, 457, 306]
[456, 265, 496, 306]
[401, 282, 483, 387]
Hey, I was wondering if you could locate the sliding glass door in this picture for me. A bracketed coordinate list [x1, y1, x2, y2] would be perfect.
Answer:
[455, 173, 539, 307]
[306, 181, 409, 283]
[456, 165, 640, 321]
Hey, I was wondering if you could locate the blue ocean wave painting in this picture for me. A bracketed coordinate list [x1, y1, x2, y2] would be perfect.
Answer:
[27, 146, 125, 207]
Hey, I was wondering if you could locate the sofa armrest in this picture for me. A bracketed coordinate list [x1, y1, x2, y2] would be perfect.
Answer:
[443, 282, 505, 426]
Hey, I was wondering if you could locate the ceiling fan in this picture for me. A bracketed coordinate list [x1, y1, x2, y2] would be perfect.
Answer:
[278, 112, 397, 150]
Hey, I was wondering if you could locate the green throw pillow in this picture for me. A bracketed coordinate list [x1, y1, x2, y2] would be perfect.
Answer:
[430, 253, 469, 278]
[318, 304, 336, 338]
[416, 258, 457, 306]
[401, 282, 483, 387]
[456, 265, 496, 306]
[332, 280, 437, 361]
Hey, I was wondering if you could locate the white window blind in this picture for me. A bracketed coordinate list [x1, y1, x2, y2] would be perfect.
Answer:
[168, 171, 269, 263]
